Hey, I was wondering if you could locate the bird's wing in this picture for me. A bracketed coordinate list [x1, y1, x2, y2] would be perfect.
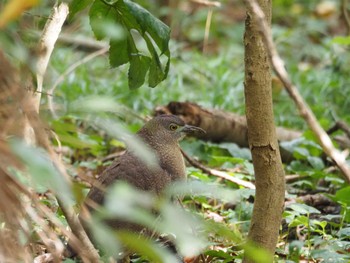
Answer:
[85, 160, 121, 207]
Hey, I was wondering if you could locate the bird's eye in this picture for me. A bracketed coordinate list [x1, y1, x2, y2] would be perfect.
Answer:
[169, 124, 178, 131]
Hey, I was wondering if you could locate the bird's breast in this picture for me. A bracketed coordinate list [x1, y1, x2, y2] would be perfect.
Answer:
[159, 146, 186, 181]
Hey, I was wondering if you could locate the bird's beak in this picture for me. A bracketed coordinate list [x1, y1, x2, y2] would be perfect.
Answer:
[181, 124, 206, 135]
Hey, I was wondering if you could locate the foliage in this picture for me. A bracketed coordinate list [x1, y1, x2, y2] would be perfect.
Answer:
[70, 0, 170, 89]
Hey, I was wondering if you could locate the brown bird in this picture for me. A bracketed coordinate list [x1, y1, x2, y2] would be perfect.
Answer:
[69, 115, 205, 260]
[85, 114, 205, 208]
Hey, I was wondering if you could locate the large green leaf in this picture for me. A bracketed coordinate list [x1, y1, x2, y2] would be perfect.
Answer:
[128, 52, 151, 89]
[122, 0, 170, 54]
[69, 0, 92, 19]
[88, 0, 171, 89]
[144, 33, 167, 87]
[335, 186, 350, 204]
[109, 38, 129, 67]
[89, 0, 119, 40]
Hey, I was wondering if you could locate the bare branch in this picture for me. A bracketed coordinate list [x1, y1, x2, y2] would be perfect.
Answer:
[190, 0, 221, 8]
[244, 0, 350, 183]
[327, 120, 350, 139]
[181, 149, 256, 189]
[35, 2, 69, 113]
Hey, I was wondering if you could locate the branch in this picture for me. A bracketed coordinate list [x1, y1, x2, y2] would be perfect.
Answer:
[35, 2, 69, 113]
[190, 0, 221, 7]
[49, 151, 100, 262]
[57, 198, 100, 262]
[244, 0, 350, 183]
[327, 120, 350, 139]
[181, 149, 256, 189]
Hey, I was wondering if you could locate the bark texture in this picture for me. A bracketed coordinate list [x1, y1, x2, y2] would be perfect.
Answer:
[243, 0, 285, 261]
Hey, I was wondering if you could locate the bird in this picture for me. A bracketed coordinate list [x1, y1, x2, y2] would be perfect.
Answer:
[68, 115, 205, 260]
[85, 114, 205, 207]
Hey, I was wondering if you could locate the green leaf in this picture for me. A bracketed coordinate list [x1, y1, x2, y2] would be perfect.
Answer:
[109, 39, 129, 67]
[88, 217, 121, 257]
[332, 36, 350, 45]
[289, 215, 309, 227]
[69, 0, 92, 19]
[128, 53, 151, 89]
[307, 156, 324, 170]
[334, 186, 350, 204]
[293, 147, 309, 159]
[89, 0, 119, 40]
[88, 0, 170, 88]
[287, 203, 321, 215]
[160, 203, 207, 256]
[337, 227, 350, 237]
[9, 140, 73, 205]
[243, 241, 273, 263]
[123, 0, 170, 53]
[145, 34, 166, 87]
[117, 230, 179, 263]
[220, 142, 252, 160]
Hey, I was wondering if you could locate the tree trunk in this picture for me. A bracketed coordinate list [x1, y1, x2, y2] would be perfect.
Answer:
[242, 0, 285, 262]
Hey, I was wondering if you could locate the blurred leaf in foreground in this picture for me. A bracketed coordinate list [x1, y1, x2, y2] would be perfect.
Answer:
[9, 139, 73, 205]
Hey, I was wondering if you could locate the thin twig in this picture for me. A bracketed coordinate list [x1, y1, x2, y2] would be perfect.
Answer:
[57, 198, 101, 262]
[244, 0, 350, 183]
[49, 150, 101, 262]
[47, 47, 109, 119]
[5, 171, 95, 262]
[50, 130, 63, 160]
[327, 120, 350, 139]
[181, 149, 256, 189]
[285, 174, 306, 183]
[190, 0, 221, 7]
[203, 8, 213, 54]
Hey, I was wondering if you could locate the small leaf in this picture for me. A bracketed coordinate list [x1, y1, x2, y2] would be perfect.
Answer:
[69, 0, 91, 19]
[289, 215, 309, 227]
[332, 36, 350, 45]
[128, 53, 151, 89]
[288, 203, 321, 215]
[117, 230, 180, 263]
[89, 0, 118, 40]
[293, 147, 309, 160]
[307, 156, 324, 170]
[146, 34, 166, 87]
[88, 217, 121, 257]
[109, 38, 129, 67]
[160, 203, 207, 256]
[337, 227, 350, 237]
[166, 180, 242, 203]
[220, 142, 252, 160]
[334, 186, 350, 205]
[123, 0, 170, 53]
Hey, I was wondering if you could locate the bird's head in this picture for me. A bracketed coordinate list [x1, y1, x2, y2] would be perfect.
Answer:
[140, 115, 205, 143]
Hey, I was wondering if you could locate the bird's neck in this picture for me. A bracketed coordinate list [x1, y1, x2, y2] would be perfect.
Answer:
[140, 131, 186, 181]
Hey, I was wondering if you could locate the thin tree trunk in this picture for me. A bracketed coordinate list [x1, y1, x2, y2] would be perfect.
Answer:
[242, 0, 285, 262]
